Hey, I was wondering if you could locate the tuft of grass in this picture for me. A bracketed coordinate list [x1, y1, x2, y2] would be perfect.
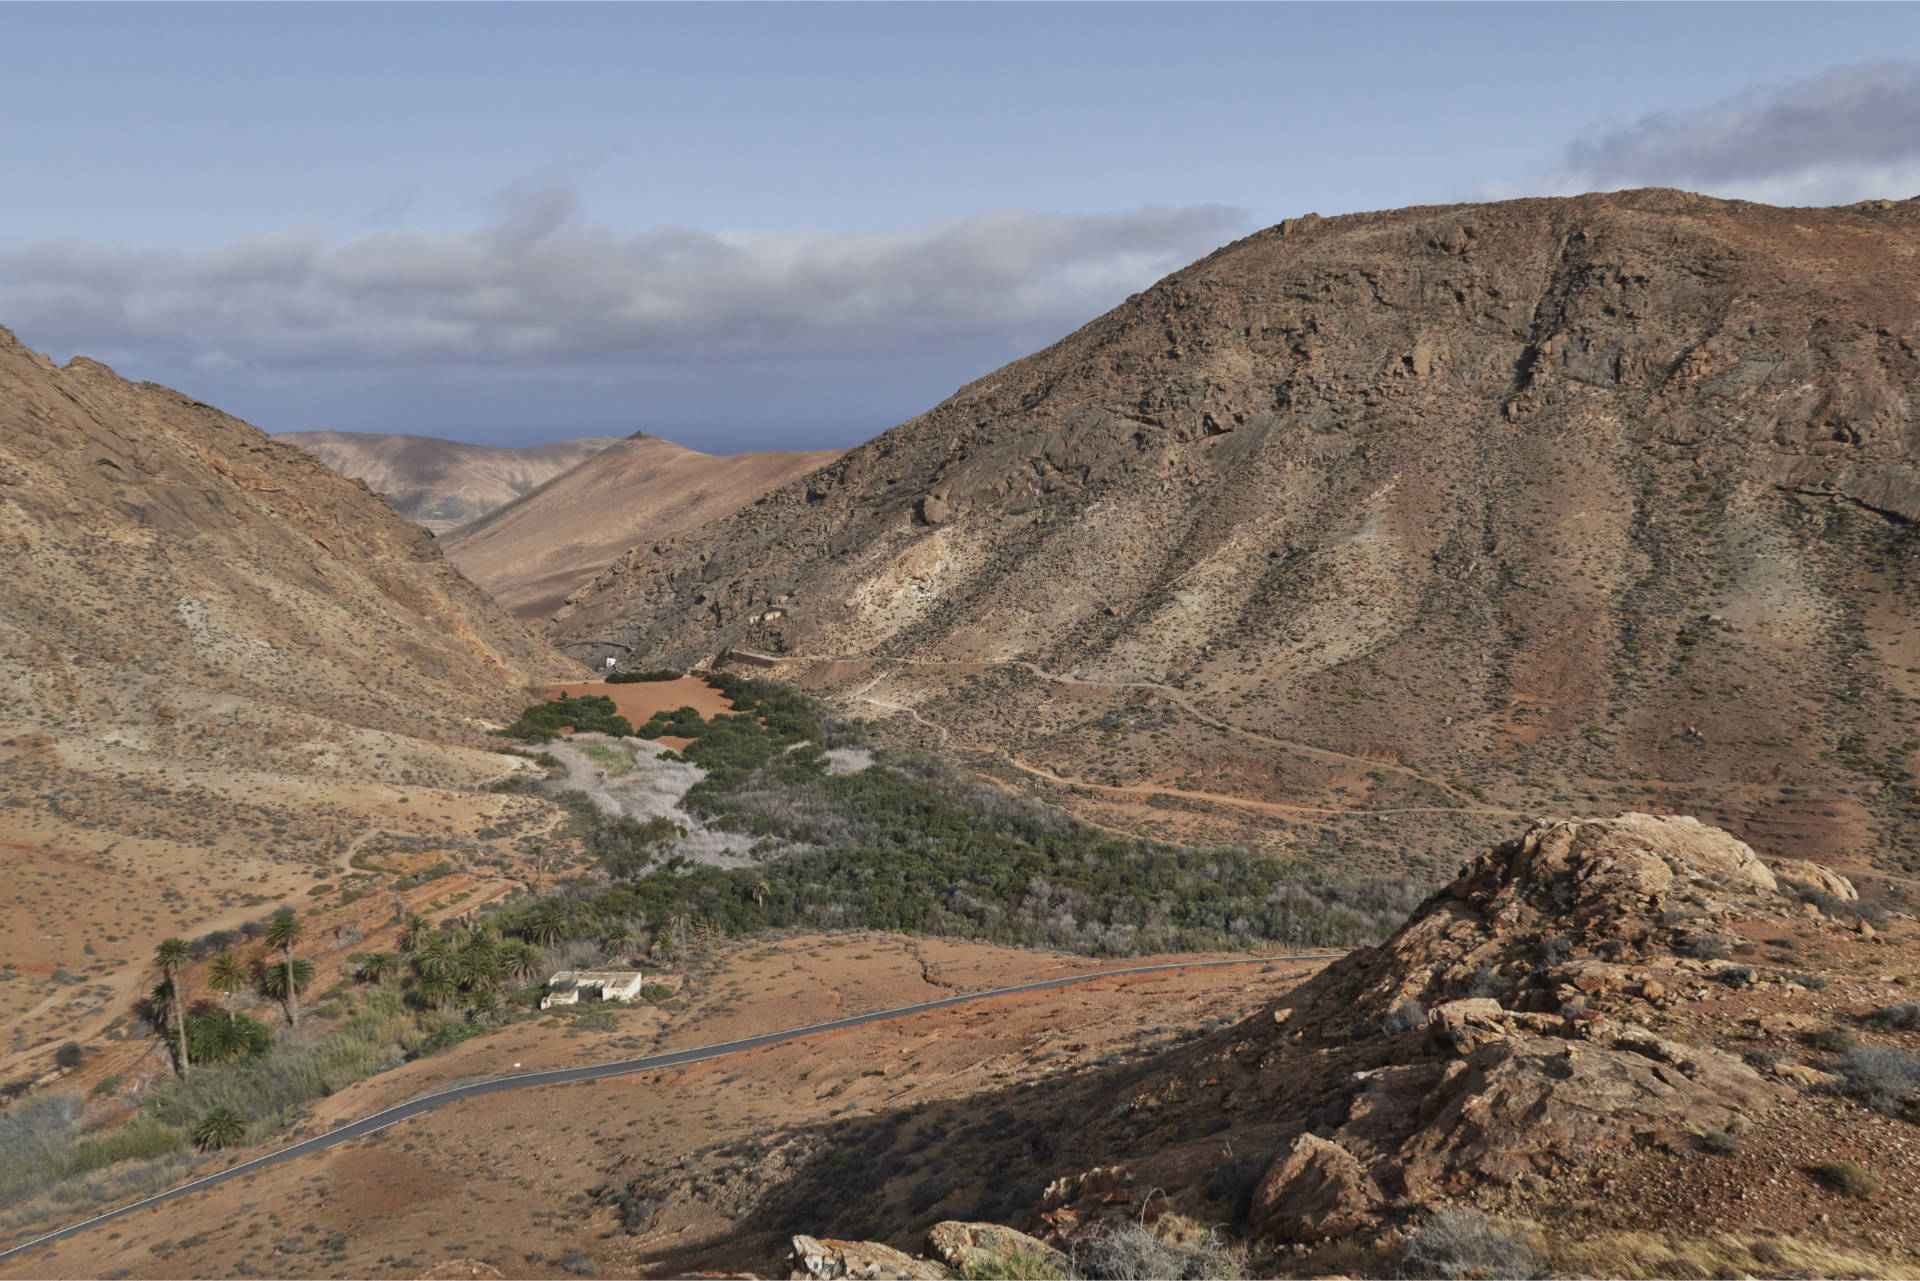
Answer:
[1809, 1161, 1882, 1198]
[1398, 1209, 1535, 1280]
[1549, 1227, 1901, 1280]
[1834, 1047, 1920, 1115]
[960, 1246, 1070, 1281]
[1864, 1002, 1920, 1030]
[1698, 1126, 1741, 1156]
[1072, 1222, 1242, 1281]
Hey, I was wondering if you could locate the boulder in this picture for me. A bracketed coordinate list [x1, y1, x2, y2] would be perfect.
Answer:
[924, 1223, 1067, 1278]
[1771, 859, 1858, 903]
[788, 1236, 950, 1281]
[1249, 1133, 1383, 1243]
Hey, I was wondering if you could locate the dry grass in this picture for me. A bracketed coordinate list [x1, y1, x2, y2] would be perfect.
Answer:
[1546, 1227, 1902, 1280]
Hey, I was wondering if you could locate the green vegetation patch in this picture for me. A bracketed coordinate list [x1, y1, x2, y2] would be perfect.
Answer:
[499, 694, 634, 743]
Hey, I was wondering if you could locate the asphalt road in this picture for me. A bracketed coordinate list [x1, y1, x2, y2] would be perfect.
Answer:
[0, 952, 1338, 1267]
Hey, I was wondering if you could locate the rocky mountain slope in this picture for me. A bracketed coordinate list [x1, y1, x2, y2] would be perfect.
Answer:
[442, 434, 842, 621]
[555, 189, 1920, 885]
[0, 328, 577, 1079]
[277, 430, 619, 533]
[603, 815, 1920, 1279]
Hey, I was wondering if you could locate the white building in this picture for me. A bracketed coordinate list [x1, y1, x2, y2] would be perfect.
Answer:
[540, 970, 647, 1009]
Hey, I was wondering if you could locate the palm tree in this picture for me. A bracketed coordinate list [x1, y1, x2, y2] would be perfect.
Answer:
[602, 924, 637, 959]
[413, 971, 457, 1011]
[188, 1009, 256, 1065]
[455, 935, 501, 992]
[192, 1107, 247, 1150]
[205, 951, 244, 1009]
[524, 903, 567, 948]
[501, 940, 542, 984]
[153, 938, 191, 1076]
[358, 952, 398, 985]
[751, 879, 771, 910]
[262, 910, 306, 1028]
[398, 913, 430, 953]
[257, 956, 313, 1023]
[413, 935, 456, 981]
[667, 911, 690, 952]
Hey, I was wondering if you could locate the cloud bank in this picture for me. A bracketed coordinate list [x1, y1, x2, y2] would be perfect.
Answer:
[1498, 60, 1920, 207]
[0, 193, 1249, 374]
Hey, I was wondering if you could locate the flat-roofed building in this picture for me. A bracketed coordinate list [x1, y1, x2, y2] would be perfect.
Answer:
[541, 970, 646, 1009]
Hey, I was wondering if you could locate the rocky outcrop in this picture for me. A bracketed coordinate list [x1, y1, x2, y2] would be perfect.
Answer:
[924, 1222, 1068, 1277]
[784, 1222, 1067, 1280]
[1771, 858, 1859, 903]
[787, 1235, 950, 1281]
[1234, 815, 1794, 1242]
[1248, 1133, 1381, 1242]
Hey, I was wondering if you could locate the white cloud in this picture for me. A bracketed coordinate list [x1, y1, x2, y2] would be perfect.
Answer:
[0, 193, 1248, 370]
[1494, 61, 1920, 206]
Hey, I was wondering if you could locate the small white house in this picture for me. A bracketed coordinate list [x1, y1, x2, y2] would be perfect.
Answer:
[541, 970, 646, 1009]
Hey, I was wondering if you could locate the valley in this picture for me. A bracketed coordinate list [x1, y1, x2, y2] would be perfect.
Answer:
[2, 187, 1919, 1281]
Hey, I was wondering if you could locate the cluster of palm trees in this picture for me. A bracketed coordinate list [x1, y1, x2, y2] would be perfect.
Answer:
[392, 912, 543, 1019]
[148, 909, 314, 1078]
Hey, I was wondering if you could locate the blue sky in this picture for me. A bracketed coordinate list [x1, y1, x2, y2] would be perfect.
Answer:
[3, 2, 1919, 451]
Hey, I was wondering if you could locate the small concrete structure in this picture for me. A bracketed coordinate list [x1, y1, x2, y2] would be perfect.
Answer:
[541, 970, 646, 1009]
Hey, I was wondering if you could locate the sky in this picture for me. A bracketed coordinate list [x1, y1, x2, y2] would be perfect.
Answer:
[3, 3, 1920, 452]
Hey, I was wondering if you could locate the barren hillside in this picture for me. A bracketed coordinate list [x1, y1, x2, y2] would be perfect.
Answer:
[442, 434, 842, 621]
[555, 189, 1920, 885]
[0, 328, 578, 1081]
[278, 430, 619, 533]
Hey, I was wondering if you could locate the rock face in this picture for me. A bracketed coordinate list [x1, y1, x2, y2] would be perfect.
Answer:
[554, 189, 1920, 876]
[279, 430, 620, 533]
[441, 433, 843, 621]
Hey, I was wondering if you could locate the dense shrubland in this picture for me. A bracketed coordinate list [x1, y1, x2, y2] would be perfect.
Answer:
[497, 674, 1422, 957]
[499, 693, 634, 743]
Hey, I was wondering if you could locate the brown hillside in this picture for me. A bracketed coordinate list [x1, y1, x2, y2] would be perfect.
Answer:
[0, 328, 577, 1082]
[277, 430, 619, 533]
[555, 189, 1920, 887]
[442, 434, 842, 622]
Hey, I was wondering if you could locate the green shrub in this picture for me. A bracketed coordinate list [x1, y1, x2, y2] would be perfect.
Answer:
[607, 669, 682, 683]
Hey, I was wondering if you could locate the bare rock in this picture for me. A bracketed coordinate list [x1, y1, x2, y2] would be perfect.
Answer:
[1249, 1134, 1383, 1243]
[1772, 859, 1858, 902]
[924, 1223, 1066, 1277]
[787, 1236, 951, 1281]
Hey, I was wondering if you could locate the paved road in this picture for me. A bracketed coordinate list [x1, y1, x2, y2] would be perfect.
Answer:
[0, 953, 1339, 1267]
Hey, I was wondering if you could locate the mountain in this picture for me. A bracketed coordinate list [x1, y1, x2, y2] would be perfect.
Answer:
[553, 189, 1920, 884]
[441, 434, 842, 621]
[276, 430, 620, 533]
[0, 327, 576, 1077]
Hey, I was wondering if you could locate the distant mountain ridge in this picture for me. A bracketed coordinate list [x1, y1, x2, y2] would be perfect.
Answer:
[278, 430, 620, 532]
[442, 433, 843, 621]
[552, 188, 1920, 883]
